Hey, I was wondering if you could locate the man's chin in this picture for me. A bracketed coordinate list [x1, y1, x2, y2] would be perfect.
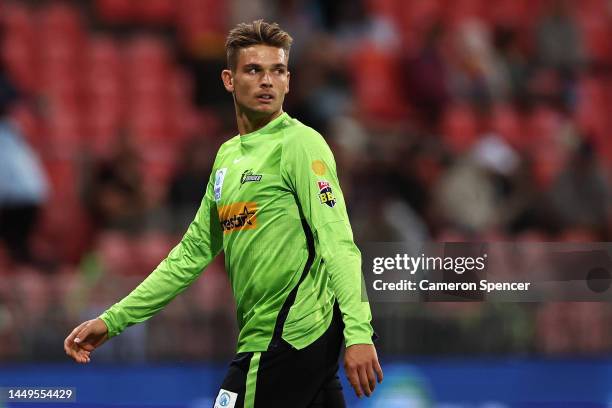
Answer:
[237, 100, 282, 118]
[249, 104, 279, 116]
[254, 103, 277, 111]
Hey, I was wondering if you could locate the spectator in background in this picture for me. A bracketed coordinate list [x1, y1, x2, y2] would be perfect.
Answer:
[447, 19, 511, 107]
[0, 66, 48, 264]
[534, 0, 584, 111]
[548, 140, 610, 238]
[82, 135, 146, 233]
[167, 136, 218, 232]
[536, 0, 585, 74]
[402, 23, 449, 127]
[492, 25, 529, 105]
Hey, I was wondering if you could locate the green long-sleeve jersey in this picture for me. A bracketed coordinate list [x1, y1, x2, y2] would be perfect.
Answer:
[99, 112, 374, 353]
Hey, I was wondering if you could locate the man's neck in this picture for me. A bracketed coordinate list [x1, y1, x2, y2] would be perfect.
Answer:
[236, 107, 283, 136]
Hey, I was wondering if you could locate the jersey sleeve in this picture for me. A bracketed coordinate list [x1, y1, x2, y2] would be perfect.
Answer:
[281, 128, 374, 347]
[98, 172, 223, 338]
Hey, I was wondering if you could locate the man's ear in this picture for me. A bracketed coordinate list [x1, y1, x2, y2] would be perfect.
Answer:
[221, 69, 234, 93]
[285, 70, 290, 95]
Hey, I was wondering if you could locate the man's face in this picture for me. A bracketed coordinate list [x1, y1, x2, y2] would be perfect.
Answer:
[222, 45, 290, 117]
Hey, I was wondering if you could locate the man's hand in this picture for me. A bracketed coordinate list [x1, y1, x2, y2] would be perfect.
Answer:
[64, 318, 109, 364]
[344, 344, 383, 398]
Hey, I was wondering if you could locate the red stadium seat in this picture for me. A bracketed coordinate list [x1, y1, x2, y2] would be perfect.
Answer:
[141, 160, 176, 203]
[43, 74, 81, 109]
[97, 231, 138, 276]
[135, 232, 175, 274]
[1, 34, 38, 92]
[575, 77, 607, 142]
[524, 106, 566, 188]
[1, 4, 37, 92]
[349, 41, 408, 121]
[171, 106, 203, 141]
[490, 104, 524, 151]
[525, 106, 561, 143]
[485, 0, 545, 28]
[1, 3, 36, 38]
[40, 35, 81, 66]
[46, 108, 83, 157]
[87, 36, 122, 73]
[578, 15, 612, 64]
[441, 103, 479, 155]
[34, 197, 92, 264]
[37, 3, 84, 40]
[441, 0, 486, 25]
[393, 0, 441, 55]
[130, 106, 170, 143]
[168, 69, 193, 103]
[88, 94, 124, 134]
[95, 0, 134, 23]
[364, 0, 397, 18]
[136, 0, 176, 25]
[88, 72, 123, 103]
[85, 109, 121, 159]
[125, 36, 170, 68]
[128, 74, 168, 104]
[42, 158, 78, 202]
[124, 37, 171, 94]
[176, 0, 228, 55]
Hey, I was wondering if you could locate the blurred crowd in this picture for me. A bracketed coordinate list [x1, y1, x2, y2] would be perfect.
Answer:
[1, 0, 612, 362]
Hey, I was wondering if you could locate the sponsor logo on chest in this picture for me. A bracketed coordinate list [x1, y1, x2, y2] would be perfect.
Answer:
[218, 202, 257, 233]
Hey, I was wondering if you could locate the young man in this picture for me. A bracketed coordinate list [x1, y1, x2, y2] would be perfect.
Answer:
[64, 20, 382, 407]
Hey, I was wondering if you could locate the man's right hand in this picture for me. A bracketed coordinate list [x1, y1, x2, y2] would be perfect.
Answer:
[64, 318, 109, 364]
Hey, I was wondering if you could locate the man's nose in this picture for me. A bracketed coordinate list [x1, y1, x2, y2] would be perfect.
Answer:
[261, 71, 272, 87]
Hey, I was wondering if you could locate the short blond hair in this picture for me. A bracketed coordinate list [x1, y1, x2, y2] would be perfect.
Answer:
[225, 19, 293, 71]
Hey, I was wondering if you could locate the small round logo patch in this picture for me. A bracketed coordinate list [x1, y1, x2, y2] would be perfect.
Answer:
[219, 392, 231, 406]
[311, 160, 326, 176]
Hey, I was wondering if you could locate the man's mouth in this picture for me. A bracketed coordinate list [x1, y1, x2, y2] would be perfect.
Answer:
[256, 93, 274, 103]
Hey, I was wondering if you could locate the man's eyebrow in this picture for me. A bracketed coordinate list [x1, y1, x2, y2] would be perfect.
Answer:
[243, 63, 287, 69]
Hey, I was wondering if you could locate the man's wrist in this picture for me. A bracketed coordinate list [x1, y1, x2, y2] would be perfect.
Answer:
[345, 338, 374, 348]
[97, 313, 116, 338]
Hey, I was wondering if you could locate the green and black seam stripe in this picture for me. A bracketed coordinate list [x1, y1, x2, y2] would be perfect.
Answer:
[244, 351, 261, 408]
[267, 218, 316, 351]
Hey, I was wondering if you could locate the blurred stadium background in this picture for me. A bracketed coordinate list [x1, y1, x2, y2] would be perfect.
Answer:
[1, 0, 612, 406]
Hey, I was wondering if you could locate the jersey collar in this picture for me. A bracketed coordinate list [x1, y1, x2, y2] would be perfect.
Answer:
[239, 112, 289, 141]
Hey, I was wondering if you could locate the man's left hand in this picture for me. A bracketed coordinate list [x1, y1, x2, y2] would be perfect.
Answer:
[344, 344, 383, 398]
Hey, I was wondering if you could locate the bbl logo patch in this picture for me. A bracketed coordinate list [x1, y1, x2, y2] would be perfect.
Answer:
[317, 181, 336, 207]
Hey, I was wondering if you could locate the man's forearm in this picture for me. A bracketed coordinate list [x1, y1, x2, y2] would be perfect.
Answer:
[99, 233, 215, 337]
[317, 221, 374, 346]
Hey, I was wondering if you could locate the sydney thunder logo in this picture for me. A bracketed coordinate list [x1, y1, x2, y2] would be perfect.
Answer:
[240, 169, 262, 187]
